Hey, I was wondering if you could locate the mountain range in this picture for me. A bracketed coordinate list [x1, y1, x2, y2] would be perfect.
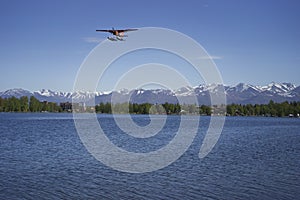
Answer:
[1, 82, 299, 105]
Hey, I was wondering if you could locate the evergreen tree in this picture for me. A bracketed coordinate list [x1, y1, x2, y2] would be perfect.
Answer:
[29, 96, 41, 112]
[103, 102, 112, 114]
[0, 97, 3, 112]
[20, 96, 29, 112]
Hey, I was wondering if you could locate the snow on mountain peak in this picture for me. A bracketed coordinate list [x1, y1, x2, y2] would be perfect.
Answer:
[175, 86, 194, 95]
[226, 83, 260, 93]
[35, 89, 55, 97]
[259, 82, 296, 93]
[0, 88, 32, 98]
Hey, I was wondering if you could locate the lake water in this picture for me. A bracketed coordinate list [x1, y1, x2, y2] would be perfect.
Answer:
[0, 113, 299, 199]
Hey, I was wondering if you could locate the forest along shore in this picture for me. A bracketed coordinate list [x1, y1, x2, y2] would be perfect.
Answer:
[0, 96, 299, 117]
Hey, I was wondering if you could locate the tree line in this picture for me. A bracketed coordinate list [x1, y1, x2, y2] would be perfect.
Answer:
[226, 100, 300, 117]
[95, 102, 212, 115]
[1, 96, 299, 117]
[0, 96, 62, 112]
[0, 96, 212, 115]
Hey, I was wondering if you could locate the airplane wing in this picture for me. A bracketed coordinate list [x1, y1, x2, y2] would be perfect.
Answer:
[122, 28, 138, 32]
[96, 29, 138, 33]
[96, 30, 114, 33]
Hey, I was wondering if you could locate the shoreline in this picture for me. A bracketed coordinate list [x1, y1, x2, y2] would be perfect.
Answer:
[0, 111, 299, 118]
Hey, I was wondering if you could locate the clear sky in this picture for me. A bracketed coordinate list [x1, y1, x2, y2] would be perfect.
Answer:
[0, 0, 299, 92]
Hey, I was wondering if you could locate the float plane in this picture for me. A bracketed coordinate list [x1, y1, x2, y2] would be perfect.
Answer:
[96, 28, 138, 41]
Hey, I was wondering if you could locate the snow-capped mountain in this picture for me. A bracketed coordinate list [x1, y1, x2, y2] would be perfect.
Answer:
[224, 82, 299, 104]
[259, 82, 296, 93]
[1, 82, 300, 105]
[0, 88, 33, 98]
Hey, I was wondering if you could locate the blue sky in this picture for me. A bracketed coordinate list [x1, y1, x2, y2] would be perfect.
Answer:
[0, 0, 299, 92]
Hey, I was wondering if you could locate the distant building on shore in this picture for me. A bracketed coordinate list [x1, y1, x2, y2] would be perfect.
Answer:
[60, 102, 89, 112]
[60, 102, 80, 112]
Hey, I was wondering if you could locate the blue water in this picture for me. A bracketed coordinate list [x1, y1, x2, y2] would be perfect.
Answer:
[0, 113, 299, 199]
